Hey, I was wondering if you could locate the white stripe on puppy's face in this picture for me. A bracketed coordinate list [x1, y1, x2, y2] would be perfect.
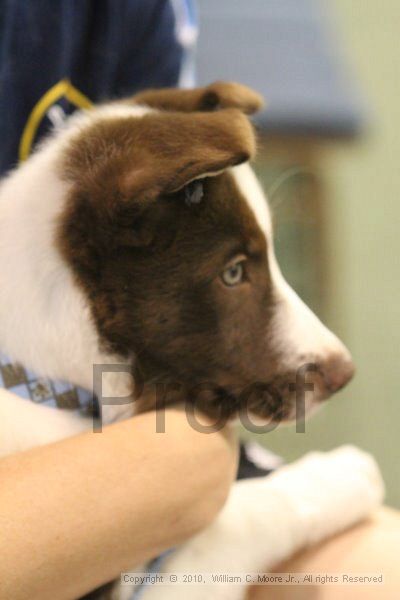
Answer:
[231, 163, 354, 398]
[231, 162, 273, 239]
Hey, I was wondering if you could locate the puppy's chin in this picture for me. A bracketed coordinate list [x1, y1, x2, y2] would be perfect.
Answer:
[240, 394, 324, 429]
[279, 396, 323, 425]
[133, 376, 327, 426]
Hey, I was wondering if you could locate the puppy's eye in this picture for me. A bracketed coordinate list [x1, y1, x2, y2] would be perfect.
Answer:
[221, 261, 244, 286]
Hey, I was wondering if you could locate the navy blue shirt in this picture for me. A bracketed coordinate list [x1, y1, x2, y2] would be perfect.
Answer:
[0, 0, 188, 175]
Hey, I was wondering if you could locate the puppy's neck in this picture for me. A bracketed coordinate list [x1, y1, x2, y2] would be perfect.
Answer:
[0, 140, 130, 399]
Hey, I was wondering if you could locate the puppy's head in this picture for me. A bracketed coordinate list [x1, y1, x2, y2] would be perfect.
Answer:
[58, 82, 354, 422]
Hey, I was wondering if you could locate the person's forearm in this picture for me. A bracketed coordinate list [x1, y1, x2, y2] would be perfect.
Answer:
[0, 409, 237, 600]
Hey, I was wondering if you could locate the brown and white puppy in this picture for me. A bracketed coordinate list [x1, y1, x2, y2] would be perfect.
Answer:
[4, 80, 352, 425]
[0, 83, 383, 600]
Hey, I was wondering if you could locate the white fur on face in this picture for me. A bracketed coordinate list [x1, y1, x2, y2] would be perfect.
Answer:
[231, 163, 352, 371]
[0, 105, 152, 419]
[0, 142, 120, 389]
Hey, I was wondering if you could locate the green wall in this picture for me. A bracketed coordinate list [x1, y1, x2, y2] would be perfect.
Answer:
[248, 1, 400, 508]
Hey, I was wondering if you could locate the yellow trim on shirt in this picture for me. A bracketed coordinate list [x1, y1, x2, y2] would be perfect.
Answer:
[19, 79, 93, 162]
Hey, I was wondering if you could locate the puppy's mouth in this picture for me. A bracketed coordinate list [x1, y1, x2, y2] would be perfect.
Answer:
[133, 364, 334, 425]
[187, 365, 335, 425]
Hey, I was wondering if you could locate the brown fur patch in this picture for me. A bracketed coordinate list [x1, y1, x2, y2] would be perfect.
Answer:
[131, 81, 264, 115]
[62, 108, 256, 203]
[58, 133, 286, 420]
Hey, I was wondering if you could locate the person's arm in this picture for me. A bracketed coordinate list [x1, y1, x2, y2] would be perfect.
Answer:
[248, 507, 400, 600]
[0, 409, 237, 600]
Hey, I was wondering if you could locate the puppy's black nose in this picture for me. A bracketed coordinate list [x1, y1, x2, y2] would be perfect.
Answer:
[322, 354, 355, 393]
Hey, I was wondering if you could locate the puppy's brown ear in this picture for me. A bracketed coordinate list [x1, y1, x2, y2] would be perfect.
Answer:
[60, 108, 256, 254]
[131, 81, 264, 115]
[63, 108, 255, 212]
[119, 107, 256, 198]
